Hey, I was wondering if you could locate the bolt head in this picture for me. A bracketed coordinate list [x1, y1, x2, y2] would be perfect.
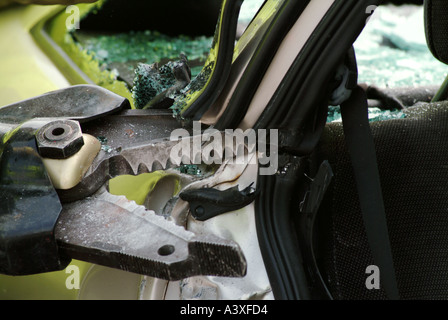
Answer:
[194, 205, 205, 218]
[36, 120, 84, 159]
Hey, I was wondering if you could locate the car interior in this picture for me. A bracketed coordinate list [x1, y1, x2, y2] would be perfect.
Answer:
[312, 0, 448, 300]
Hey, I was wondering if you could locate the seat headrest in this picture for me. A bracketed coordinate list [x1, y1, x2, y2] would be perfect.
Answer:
[425, 0, 448, 64]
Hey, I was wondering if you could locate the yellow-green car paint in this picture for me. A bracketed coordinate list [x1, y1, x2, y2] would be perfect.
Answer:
[0, 5, 68, 107]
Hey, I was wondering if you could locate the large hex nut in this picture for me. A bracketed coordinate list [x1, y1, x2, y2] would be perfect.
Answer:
[36, 120, 85, 159]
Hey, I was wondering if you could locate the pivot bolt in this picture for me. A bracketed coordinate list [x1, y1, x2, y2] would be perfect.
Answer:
[36, 120, 84, 159]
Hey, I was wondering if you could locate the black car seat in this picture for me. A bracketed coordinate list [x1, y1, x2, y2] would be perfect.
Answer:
[313, 0, 448, 299]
